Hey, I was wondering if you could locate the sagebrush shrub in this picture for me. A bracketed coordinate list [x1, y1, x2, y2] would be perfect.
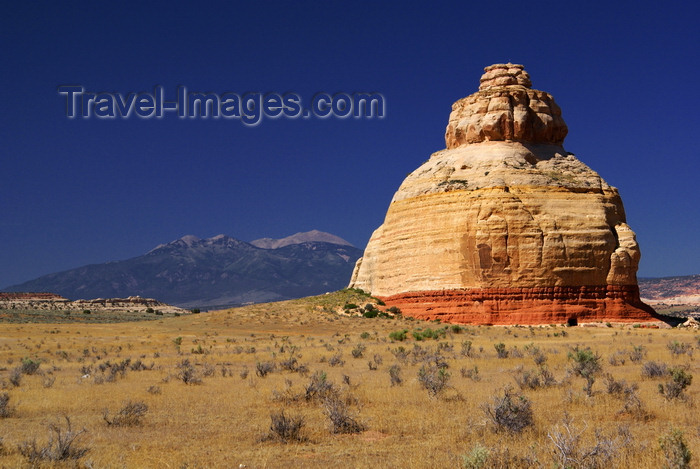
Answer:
[390, 346, 409, 363]
[0, 393, 13, 418]
[328, 353, 344, 367]
[461, 340, 473, 357]
[667, 341, 692, 357]
[389, 364, 402, 386]
[9, 368, 21, 387]
[532, 351, 547, 366]
[103, 401, 148, 427]
[176, 359, 202, 384]
[129, 359, 152, 371]
[659, 368, 693, 400]
[462, 444, 489, 469]
[494, 343, 508, 359]
[20, 357, 41, 375]
[547, 413, 620, 468]
[629, 345, 647, 363]
[603, 373, 627, 396]
[422, 351, 448, 369]
[618, 386, 653, 421]
[304, 371, 336, 402]
[323, 396, 365, 434]
[515, 367, 556, 390]
[263, 411, 307, 443]
[412, 327, 446, 341]
[510, 347, 523, 358]
[437, 341, 454, 353]
[201, 363, 216, 377]
[642, 361, 668, 379]
[43, 375, 56, 388]
[279, 356, 298, 372]
[255, 361, 276, 377]
[568, 346, 602, 396]
[351, 344, 366, 358]
[19, 417, 88, 463]
[659, 427, 692, 469]
[417, 363, 450, 397]
[96, 358, 131, 382]
[389, 330, 407, 341]
[271, 379, 300, 405]
[608, 350, 627, 366]
[461, 365, 480, 382]
[482, 386, 534, 433]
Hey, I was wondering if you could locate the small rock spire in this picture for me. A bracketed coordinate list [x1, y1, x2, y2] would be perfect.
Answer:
[444, 63, 567, 148]
[479, 63, 532, 90]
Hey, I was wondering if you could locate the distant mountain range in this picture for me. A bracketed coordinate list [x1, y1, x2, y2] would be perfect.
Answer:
[2, 231, 362, 310]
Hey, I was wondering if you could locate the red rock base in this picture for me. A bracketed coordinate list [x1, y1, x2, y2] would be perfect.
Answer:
[379, 285, 661, 325]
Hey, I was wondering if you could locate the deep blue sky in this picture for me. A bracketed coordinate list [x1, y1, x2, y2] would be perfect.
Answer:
[1, 1, 698, 288]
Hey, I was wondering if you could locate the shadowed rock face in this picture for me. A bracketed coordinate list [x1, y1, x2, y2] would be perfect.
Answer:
[350, 63, 658, 325]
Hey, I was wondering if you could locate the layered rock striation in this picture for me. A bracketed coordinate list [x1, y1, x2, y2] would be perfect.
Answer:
[350, 63, 658, 325]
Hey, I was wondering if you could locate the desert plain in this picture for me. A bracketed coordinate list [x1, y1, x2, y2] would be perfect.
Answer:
[0, 289, 697, 468]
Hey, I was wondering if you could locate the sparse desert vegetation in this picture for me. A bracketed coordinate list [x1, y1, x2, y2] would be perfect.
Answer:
[0, 307, 176, 324]
[0, 289, 697, 467]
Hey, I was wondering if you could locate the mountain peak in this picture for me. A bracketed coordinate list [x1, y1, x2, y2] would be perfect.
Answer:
[180, 235, 200, 245]
[149, 234, 246, 254]
[251, 230, 354, 250]
[149, 234, 202, 253]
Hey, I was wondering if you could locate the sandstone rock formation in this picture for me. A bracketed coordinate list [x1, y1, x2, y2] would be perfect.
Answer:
[0, 292, 187, 315]
[349, 63, 659, 325]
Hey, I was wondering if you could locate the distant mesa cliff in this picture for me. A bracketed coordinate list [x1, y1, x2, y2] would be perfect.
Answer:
[0, 292, 65, 300]
[639, 275, 700, 305]
[0, 293, 186, 315]
[350, 63, 660, 325]
[3, 231, 361, 310]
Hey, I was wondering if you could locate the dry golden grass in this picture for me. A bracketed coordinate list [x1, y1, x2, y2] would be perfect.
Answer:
[0, 290, 697, 468]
